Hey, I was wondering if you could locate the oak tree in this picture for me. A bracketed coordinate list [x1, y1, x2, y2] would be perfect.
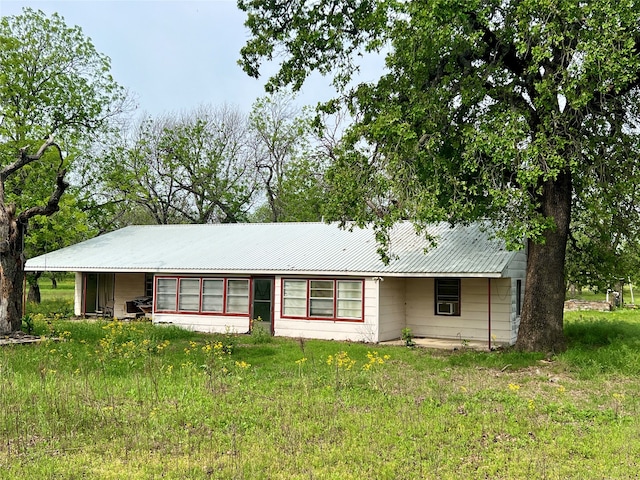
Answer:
[239, 0, 640, 351]
[0, 9, 125, 333]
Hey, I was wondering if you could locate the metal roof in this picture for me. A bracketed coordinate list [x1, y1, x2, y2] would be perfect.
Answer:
[25, 222, 518, 277]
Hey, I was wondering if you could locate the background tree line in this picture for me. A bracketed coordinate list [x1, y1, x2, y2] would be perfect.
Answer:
[79, 93, 331, 230]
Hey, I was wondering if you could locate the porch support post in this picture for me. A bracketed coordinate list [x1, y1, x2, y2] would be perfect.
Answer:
[488, 278, 492, 351]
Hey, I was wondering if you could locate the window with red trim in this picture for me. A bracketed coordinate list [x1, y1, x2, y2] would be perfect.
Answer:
[282, 278, 364, 321]
[155, 277, 249, 315]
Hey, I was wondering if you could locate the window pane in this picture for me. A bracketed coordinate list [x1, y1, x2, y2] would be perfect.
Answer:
[226, 295, 249, 313]
[437, 279, 460, 301]
[337, 281, 362, 319]
[227, 279, 248, 295]
[156, 278, 177, 311]
[283, 298, 306, 316]
[310, 280, 333, 298]
[226, 279, 249, 314]
[310, 298, 333, 317]
[202, 279, 223, 312]
[337, 299, 362, 318]
[180, 279, 200, 294]
[337, 281, 362, 298]
[179, 279, 200, 311]
[309, 280, 334, 317]
[283, 280, 307, 316]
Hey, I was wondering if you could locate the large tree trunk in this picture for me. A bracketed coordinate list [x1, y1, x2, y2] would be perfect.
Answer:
[515, 170, 572, 353]
[0, 207, 26, 334]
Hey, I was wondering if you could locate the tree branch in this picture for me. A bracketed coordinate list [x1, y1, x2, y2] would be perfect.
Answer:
[1, 135, 59, 181]
[18, 169, 69, 223]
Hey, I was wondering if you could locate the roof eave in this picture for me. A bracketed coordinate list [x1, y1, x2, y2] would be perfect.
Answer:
[24, 265, 507, 278]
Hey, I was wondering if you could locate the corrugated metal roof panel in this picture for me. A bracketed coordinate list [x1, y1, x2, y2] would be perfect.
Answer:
[25, 222, 518, 276]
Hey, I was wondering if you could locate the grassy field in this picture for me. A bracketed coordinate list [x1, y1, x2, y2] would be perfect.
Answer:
[2, 286, 640, 478]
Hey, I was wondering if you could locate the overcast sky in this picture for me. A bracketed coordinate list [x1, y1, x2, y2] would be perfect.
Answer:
[2, 0, 385, 117]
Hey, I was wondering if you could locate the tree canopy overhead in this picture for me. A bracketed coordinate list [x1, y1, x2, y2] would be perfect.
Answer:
[238, 0, 640, 352]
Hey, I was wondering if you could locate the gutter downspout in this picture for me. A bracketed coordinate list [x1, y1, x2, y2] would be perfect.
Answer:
[488, 278, 492, 351]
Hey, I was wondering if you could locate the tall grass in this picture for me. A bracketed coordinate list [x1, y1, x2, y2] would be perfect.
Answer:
[2, 298, 639, 478]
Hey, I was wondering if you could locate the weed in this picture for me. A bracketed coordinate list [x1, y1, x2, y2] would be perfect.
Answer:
[249, 316, 272, 344]
[401, 327, 415, 347]
[21, 314, 34, 334]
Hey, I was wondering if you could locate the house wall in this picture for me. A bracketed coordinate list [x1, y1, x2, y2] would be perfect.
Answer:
[503, 249, 527, 344]
[377, 277, 406, 341]
[405, 277, 514, 345]
[113, 273, 146, 318]
[69, 255, 525, 345]
[274, 276, 380, 342]
[153, 312, 251, 335]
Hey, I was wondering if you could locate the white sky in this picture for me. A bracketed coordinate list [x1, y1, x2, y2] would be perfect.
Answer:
[1, 0, 385, 116]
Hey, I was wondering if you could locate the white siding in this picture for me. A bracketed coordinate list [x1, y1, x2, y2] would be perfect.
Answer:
[502, 248, 527, 344]
[74, 272, 83, 316]
[113, 273, 146, 318]
[405, 277, 513, 345]
[378, 277, 406, 341]
[274, 276, 379, 342]
[153, 312, 251, 334]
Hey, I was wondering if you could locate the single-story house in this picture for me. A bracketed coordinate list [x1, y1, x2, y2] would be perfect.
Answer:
[25, 222, 526, 347]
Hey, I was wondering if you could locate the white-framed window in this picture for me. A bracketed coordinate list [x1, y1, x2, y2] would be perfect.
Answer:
[336, 281, 363, 319]
[154, 276, 249, 315]
[226, 279, 249, 314]
[309, 280, 334, 317]
[281, 278, 364, 321]
[283, 279, 307, 317]
[178, 278, 201, 311]
[156, 278, 177, 311]
[202, 279, 224, 313]
[435, 278, 460, 316]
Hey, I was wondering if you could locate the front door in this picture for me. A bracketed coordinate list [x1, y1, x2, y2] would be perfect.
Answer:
[252, 277, 274, 334]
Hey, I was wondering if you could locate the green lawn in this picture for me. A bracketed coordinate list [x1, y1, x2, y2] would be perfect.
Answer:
[36, 274, 75, 303]
[3, 298, 640, 478]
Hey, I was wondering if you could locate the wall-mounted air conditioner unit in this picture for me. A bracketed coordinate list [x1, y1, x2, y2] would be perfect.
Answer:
[437, 302, 456, 315]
